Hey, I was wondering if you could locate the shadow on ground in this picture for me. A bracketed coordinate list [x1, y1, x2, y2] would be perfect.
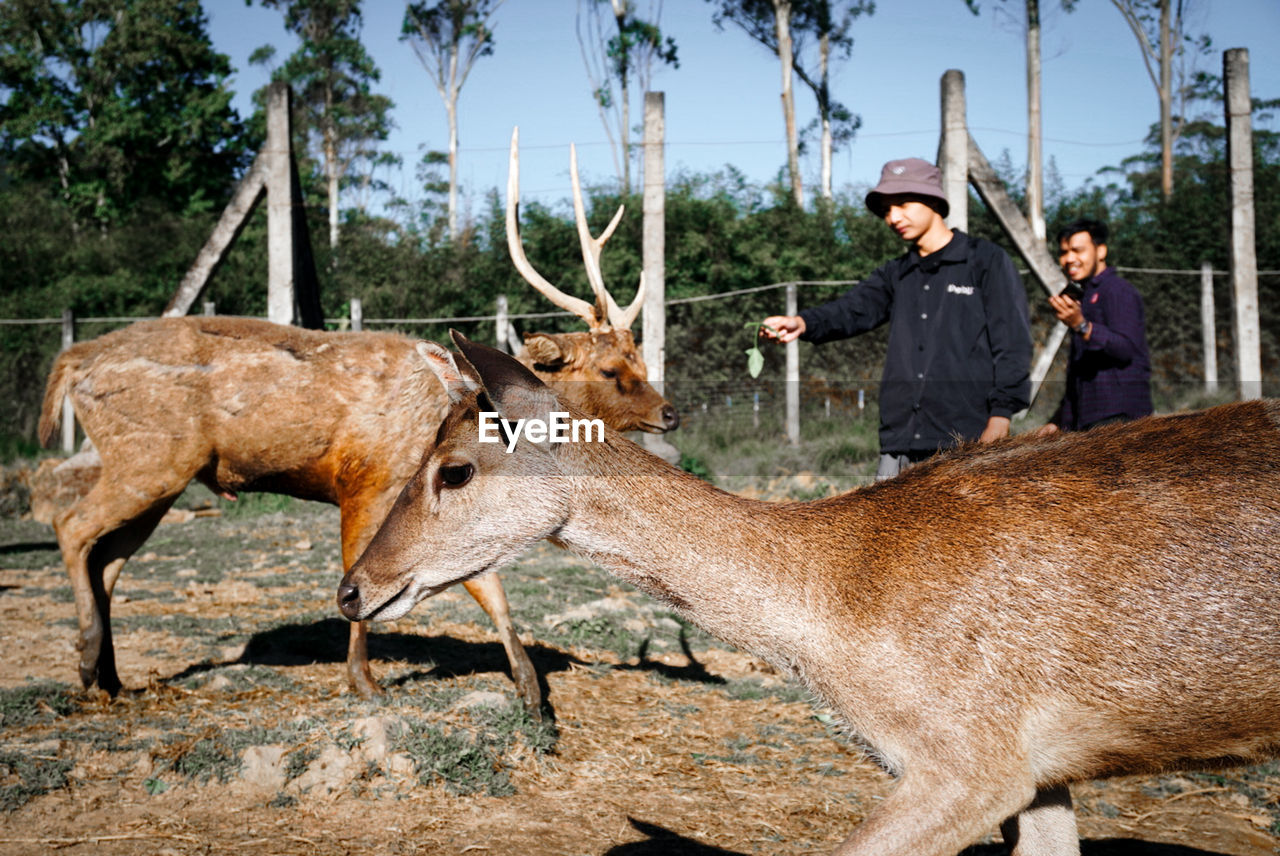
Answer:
[963, 839, 1233, 855]
[604, 818, 1238, 856]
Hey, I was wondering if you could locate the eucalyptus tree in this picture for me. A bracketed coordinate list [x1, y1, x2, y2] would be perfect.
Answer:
[258, 0, 394, 252]
[1109, 0, 1208, 200]
[710, 0, 803, 207]
[963, 0, 1077, 240]
[790, 0, 871, 200]
[708, 0, 868, 206]
[402, 0, 505, 241]
[577, 0, 678, 195]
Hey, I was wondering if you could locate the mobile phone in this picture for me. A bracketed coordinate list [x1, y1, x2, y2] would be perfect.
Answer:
[1060, 282, 1084, 302]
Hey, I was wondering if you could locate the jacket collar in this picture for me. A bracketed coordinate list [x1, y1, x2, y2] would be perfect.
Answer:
[905, 228, 969, 273]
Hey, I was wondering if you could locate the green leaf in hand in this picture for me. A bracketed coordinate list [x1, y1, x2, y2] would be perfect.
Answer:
[743, 320, 778, 378]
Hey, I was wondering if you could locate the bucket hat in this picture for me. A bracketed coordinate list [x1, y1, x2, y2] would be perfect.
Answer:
[865, 158, 950, 218]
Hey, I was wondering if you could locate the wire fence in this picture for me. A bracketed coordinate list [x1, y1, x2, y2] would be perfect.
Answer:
[4, 266, 1276, 452]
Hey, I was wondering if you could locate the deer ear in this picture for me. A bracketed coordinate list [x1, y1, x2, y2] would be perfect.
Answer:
[451, 330, 555, 423]
[522, 333, 567, 368]
[416, 340, 479, 404]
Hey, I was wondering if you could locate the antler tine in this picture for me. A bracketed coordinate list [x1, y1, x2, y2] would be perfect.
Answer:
[569, 143, 629, 332]
[612, 270, 646, 331]
[506, 127, 597, 326]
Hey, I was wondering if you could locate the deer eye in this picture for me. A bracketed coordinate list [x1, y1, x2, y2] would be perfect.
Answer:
[600, 368, 618, 379]
[436, 463, 474, 489]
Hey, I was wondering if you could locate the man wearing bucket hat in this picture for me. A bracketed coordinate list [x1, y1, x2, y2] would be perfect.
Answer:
[763, 157, 1032, 479]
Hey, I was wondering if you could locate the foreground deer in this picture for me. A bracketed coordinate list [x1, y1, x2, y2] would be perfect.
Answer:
[37, 130, 673, 713]
[339, 331, 1280, 855]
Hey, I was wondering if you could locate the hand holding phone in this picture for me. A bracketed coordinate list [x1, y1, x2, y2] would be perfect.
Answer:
[1060, 282, 1083, 302]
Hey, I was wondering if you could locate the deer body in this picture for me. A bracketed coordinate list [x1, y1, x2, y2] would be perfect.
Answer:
[39, 316, 672, 710]
[339, 334, 1280, 856]
[38, 128, 673, 710]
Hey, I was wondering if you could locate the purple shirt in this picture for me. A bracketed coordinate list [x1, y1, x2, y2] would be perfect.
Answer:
[1051, 266, 1153, 430]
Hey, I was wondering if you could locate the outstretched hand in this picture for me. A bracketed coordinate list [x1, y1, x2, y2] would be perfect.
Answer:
[760, 315, 805, 344]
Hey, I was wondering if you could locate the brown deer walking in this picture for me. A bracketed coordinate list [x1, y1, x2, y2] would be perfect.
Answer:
[37, 130, 673, 714]
[339, 331, 1280, 856]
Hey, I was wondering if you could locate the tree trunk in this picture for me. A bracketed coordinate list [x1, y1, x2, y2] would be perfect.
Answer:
[1158, 0, 1173, 200]
[774, 0, 802, 207]
[819, 31, 832, 200]
[1026, 0, 1045, 240]
[612, 0, 631, 195]
[447, 44, 461, 241]
[326, 123, 339, 253]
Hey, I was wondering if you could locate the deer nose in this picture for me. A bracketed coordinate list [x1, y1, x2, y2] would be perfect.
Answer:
[661, 404, 680, 431]
[336, 579, 362, 621]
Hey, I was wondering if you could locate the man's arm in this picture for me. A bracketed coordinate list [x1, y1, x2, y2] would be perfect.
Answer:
[1083, 281, 1146, 363]
[763, 265, 895, 346]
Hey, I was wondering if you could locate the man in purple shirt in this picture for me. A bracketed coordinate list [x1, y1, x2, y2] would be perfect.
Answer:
[1038, 219, 1153, 435]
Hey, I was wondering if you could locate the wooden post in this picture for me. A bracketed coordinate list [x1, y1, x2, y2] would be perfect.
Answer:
[785, 281, 800, 445]
[164, 156, 268, 317]
[266, 81, 295, 326]
[642, 92, 666, 386]
[1201, 262, 1218, 395]
[939, 70, 968, 232]
[350, 298, 363, 332]
[60, 309, 75, 453]
[202, 301, 216, 316]
[495, 295, 510, 353]
[1225, 48, 1260, 400]
[1028, 323, 1068, 407]
[165, 81, 318, 325]
[966, 133, 1069, 406]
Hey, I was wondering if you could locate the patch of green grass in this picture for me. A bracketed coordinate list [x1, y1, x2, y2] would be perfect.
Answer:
[219, 493, 298, 518]
[176, 665, 301, 693]
[159, 720, 320, 785]
[553, 615, 644, 659]
[0, 681, 75, 730]
[392, 700, 553, 797]
[678, 452, 712, 481]
[0, 749, 74, 811]
[394, 721, 513, 796]
[720, 677, 810, 705]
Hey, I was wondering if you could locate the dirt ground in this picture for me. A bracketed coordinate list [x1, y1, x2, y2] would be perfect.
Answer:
[0, 497, 1277, 856]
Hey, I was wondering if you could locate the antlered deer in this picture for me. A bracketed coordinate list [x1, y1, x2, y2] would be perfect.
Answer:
[38, 129, 674, 714]
[339, 331, 1280, 856]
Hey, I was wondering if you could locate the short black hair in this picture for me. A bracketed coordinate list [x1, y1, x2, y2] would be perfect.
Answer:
[1057, 218, 1108, 247]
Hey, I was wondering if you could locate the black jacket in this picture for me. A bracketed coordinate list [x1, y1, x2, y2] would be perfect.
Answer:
[799, 230, 1031, 454]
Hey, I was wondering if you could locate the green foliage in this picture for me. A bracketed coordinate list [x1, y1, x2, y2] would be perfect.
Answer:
[255, 0, 396, 249]
[391, 700, 551, 797]
[0, 0, 249, 230]
[0, 749, 74, 811]
[0, 681, 75, 730]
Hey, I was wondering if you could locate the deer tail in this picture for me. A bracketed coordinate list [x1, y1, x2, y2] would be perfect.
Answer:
[38, 350, 78, 448]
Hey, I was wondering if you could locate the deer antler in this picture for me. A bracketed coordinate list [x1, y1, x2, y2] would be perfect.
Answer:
[506, 127, 646, 332]
[567, 144, 645, 331]
[507, 128, 599, 327]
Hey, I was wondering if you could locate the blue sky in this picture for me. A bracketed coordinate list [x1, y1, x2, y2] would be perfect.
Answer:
[205, 0, 1279, 215]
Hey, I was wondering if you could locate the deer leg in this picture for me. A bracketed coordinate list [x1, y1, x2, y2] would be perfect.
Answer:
[831, 766, 1037, 856]
[346, 620, 380, 698]
[462, 573, 542, 720]
[1000, 785, 1080, 856]
[55, 483, 178, 695]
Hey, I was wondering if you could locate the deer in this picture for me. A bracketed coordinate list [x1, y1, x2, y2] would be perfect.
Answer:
[36, 128, 675, 717]
[337, 330, 1280, 856]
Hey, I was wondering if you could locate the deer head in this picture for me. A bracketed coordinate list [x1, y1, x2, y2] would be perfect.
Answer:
[337, 331, 576, 622]
[507, 127, 677, 433]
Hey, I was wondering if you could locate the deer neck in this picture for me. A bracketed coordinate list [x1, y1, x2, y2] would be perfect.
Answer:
[549, 434, 857, 662]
